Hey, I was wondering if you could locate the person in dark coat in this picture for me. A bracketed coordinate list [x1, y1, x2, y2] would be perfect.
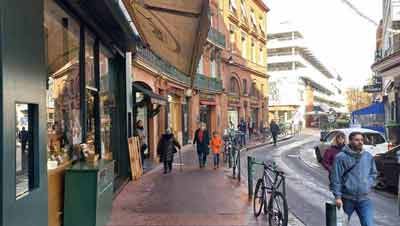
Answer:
[193, 122, 210, 168]
[18, 127, 29, 153]
[157, 128, 181, 174]
[322, 132, 345, 178]
[270, 120, 280, 146]
[238, 118, 247, 146]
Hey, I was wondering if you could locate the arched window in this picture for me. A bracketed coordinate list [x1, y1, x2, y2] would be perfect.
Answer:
[229, 77, 240, 95]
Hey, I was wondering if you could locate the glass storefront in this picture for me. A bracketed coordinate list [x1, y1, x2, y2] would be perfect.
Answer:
[45, 0, 81, 168]
[45, 0, 115, 168]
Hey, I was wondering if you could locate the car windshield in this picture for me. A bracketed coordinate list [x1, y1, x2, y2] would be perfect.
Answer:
[363, 133, 385, 145]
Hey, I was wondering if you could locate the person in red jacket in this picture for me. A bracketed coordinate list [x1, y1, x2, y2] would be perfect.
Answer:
[322, 132, 346, 173]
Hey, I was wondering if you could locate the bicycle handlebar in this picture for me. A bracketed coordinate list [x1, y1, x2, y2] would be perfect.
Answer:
[263, 161, 285, 176]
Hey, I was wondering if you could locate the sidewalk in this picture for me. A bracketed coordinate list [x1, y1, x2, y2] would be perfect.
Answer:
[107, 146, 270, 226]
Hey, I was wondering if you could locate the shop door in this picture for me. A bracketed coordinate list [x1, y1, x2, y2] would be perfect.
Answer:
[200, 105, 211, 131]
[228, 110, 239, 129]
[182, 102, 189, 145]
[136, 105, 149, 156]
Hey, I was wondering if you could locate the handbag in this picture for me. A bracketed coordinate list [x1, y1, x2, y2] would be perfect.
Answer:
[326, 202, 349, 226]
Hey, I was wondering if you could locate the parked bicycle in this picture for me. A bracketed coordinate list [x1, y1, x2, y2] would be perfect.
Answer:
[253, 161, 288, 226]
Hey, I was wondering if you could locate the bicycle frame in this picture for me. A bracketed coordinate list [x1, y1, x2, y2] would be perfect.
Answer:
[262, 166, 286, 198]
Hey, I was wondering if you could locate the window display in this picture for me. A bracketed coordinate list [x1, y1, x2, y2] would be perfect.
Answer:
[100, 46, 114, 160]
[45, 0, 81, 169]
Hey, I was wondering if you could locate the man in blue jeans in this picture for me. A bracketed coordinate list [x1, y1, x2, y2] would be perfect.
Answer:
[331, 132, 377, 226]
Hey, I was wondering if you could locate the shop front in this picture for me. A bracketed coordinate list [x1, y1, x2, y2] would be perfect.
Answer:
[132, 81, 167, 169]
[167, 91, 184, 144]
[227, 95, 241, 129]
[199, 94, 217, 133]
[1, 1, 210, 226]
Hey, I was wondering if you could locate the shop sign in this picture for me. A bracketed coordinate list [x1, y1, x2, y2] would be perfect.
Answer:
[228, 95, 240, 107]
[199, 94, 216, 102]
[363, 84, 382, 93]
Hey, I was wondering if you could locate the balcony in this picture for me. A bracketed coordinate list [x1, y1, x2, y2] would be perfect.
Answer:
[207, 27, 226, 49]
[194, 73, 223, 92]
[135, 45, 190, 84]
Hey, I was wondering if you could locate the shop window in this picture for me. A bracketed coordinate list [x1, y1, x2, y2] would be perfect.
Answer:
[45, 0, 81, 168]
[85, 31, 96, 88]
[16, 103, 38, 198]
[100, 45, 114, 160]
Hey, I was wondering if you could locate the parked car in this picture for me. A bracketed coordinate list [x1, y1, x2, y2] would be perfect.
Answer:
[315, 128, 390, 163]
[374, 145, 400, 191]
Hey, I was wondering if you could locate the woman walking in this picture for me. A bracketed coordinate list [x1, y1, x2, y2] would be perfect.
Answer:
[157, 128, 181, 174]
[193, 122, 210, 168]
[322, 132, 346, 181]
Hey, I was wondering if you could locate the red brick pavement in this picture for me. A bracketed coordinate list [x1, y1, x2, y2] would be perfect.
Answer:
[107, 146, 268, 226]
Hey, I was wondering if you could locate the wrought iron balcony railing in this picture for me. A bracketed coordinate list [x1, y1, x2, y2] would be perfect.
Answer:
[194, 73, 223, 92]
[135, 45, 190, 84]
[207, 27, 226, 48]
[136, 45, 223, 92]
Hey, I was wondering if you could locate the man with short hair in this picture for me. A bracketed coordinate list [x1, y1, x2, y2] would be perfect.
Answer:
[331, 132, 377, 226]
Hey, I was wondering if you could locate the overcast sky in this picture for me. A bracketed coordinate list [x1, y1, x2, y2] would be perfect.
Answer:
[264, 0, 382, 88]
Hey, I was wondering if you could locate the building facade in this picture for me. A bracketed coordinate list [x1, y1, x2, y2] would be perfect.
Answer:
[267, 26, 345, 128]
[130, 0, 270, 168]
[219, 0, 270, 131]
[372, 0, 400, 145]
[0, 1, 209, 226]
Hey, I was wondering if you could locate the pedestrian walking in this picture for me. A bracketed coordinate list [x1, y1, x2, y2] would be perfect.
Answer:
[193, 122, 210, 168]
[331, 132, 377, 226]
[322, 132, 345, 172]
[210, 131, 223, 169]
[136, 120, 147, 168]
[322, 132, 345, 184]
[18, 127, 29, 171]
[18, 127, 29, 153]
[238, 118, 247, 146]
[157, 128, 181, 174]
[270, 120, 280, 146]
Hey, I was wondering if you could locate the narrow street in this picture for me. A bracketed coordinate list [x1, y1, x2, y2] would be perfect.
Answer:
[241, 132, 400, 226]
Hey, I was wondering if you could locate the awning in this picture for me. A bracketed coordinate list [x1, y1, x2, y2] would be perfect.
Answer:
[123, 0, 210, 79]
[133, 83, 167, 105]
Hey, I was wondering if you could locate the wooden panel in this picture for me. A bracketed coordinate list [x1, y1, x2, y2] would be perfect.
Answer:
[48, 161, 72, 226]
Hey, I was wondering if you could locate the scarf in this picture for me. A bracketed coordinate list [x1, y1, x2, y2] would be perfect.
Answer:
[198, 130, 204, 143]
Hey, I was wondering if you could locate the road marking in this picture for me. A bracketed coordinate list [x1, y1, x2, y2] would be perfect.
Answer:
[287, 154, 299, 158]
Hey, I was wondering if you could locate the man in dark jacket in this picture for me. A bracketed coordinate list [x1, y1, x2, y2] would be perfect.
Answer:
[238, 118, 247, 146]
[193, 122, 210, 168]
[157, 128, 181, 174]
[270, 120, 280, 146]
[331, 132, 377, 226]
[19, 127, 29, 153]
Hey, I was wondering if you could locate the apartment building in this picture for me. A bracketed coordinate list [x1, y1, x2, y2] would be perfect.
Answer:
[372, 0, 400, 145]
[267, 25, 345, 127]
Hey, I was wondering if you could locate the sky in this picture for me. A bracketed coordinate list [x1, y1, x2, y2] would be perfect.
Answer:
[264, 0, 382, 88]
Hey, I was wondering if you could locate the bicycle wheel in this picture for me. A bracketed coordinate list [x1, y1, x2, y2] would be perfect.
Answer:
[253, 179, 265, 217]
[268, 191, 288, 226]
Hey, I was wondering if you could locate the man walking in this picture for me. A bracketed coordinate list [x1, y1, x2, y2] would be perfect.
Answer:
[270, 120, 279, 146]
[193, 123, 210, 168]
[238, 118, 247, 146]
[331, 132, 377, 226]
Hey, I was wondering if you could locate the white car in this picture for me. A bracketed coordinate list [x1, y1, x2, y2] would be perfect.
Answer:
[315, 128, 390, 162]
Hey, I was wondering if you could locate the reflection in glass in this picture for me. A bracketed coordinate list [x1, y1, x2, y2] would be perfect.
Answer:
[100, 46, 114, 160]
[45, 0, 81, 168]
[16, 104, 35, 198]
[85, 31, 95, 88]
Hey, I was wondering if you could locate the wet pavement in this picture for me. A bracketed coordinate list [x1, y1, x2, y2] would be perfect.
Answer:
[108, 145, 265, 226]
[242, 132, 400, 226]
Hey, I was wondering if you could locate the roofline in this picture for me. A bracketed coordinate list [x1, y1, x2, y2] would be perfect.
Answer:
[254, 0, 270, 12]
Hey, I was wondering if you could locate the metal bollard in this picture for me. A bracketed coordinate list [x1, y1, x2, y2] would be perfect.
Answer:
[238, 149, 241, 182]
[248, 156, 255, 199]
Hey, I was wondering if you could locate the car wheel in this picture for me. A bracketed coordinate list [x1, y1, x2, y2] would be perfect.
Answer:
[375, 174, 387, 190]
[315, 148, 323, 163]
